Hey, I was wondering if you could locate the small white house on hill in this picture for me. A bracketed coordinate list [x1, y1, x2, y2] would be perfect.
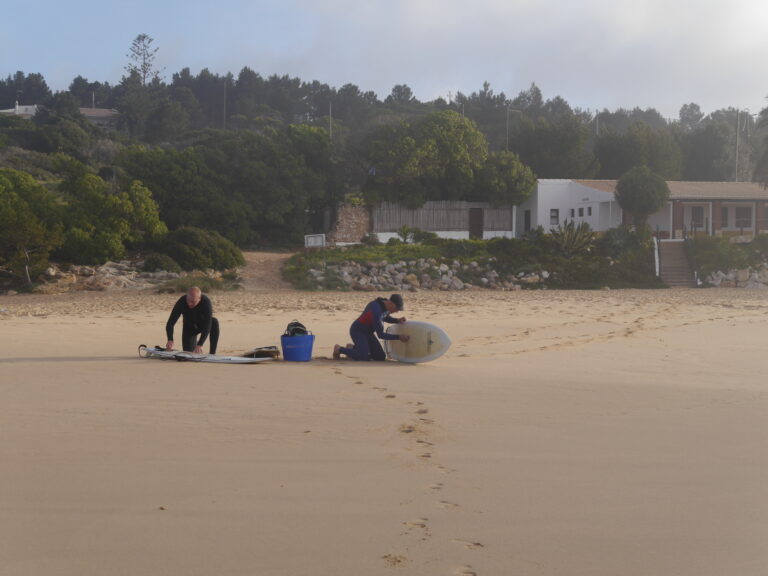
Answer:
[0, 102, 39, 118]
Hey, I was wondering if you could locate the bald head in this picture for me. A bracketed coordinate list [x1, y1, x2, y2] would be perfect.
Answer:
[186, 286, 202, 308]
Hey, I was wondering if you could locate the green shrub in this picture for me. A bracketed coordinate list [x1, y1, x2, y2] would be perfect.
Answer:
[433, 238, 489, 260]
[58, 227, 126, 265]
[143, 253, 181, 273]
[157, 226, 245, 271]
[412, 229, 440, 244]
[281, 254, 316, 290]
[396, 226, 440, 245]
[396, 225, 414, 243]
[689, 236, 752, 278]
[749, 234, 768, 261]
[360, 232, 381, 245]
[596, 225, 640, 258]
[550, 221, 595, 256]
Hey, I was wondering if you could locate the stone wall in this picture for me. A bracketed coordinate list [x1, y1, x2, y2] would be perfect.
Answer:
[327, 203, 370, 245]
[706, 264, 768, 289]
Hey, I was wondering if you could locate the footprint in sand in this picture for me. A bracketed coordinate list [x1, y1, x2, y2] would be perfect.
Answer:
[416, 408, 429, 415]
[399, 424, 416, 434]
[454, 564, 477, 575]
[381, 554, 407, 566]
[427, 482, 443, 492]
[418, 452, 432, 459]
[385, 394, 396, 399]
[404, 518, 429, 529]
[439, 500, 459, 509]
[453, 539, 484, 550]
[403, 518, 431, 540]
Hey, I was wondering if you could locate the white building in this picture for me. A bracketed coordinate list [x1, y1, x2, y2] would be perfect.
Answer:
[516, 179, 623, 235]
[0, 101, 119, 129]
[0, 102, 39, 118]
[517, 179, 768, 240]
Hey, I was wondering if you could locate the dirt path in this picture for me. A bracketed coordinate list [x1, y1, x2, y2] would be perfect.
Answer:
[238, 251, 296, 292]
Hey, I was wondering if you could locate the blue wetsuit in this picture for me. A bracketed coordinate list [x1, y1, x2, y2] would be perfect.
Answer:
[340, 298, 400, 361]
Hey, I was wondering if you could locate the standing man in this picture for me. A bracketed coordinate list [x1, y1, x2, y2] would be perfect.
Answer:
[165, 286, 219, 354]
[333, 294, 409, 361]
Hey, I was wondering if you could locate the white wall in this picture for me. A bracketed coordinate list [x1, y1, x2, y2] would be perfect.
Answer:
[482, 231, 515, 239]
[375, 230, 514, 243]
[517, 180, 621, 236]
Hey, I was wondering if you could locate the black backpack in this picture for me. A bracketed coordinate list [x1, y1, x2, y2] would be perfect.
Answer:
[284, 320, 309, 337]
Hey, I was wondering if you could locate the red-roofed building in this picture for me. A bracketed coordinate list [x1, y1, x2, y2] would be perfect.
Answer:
[518, 179, 768, 241]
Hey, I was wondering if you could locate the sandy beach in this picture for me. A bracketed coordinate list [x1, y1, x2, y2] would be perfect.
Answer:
[1, 281, 767, 575]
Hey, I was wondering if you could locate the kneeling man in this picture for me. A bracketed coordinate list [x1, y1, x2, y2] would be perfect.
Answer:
[165, 286, 219, 354]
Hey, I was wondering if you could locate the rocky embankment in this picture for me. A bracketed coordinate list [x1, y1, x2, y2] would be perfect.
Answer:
[13, 261, 183, 294]
[308, 259, 549, 291]
[14, 256, 767, 295]
[705, 264, 768, 289]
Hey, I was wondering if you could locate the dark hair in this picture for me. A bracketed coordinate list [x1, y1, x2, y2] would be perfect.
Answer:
[389, 293, 404, 311]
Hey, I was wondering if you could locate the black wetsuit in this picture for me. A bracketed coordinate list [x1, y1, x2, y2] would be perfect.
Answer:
[165, 294, 219, 354]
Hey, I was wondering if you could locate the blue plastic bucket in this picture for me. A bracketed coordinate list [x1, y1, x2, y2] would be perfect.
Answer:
[281, 334, 315, 362]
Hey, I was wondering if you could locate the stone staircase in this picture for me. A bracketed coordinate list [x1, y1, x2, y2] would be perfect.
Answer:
[659, 241, 696, 287]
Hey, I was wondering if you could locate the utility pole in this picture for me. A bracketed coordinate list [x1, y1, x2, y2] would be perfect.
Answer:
[506, 108, 522, 151]
[735, 110, 740, 182]
[222, 80, 227, 130]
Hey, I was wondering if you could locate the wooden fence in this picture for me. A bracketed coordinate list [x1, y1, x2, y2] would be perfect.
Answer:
[371, 201, 514, 233]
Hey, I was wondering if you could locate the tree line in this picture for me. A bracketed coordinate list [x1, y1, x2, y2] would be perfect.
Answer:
[1, 33, 767, 284]
[3, 62, 765, 183]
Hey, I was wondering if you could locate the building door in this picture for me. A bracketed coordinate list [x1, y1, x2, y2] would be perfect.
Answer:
[469, 208, 484, 239]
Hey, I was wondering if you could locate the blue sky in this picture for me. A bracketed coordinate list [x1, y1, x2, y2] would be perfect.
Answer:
[4, 0, 767, 119]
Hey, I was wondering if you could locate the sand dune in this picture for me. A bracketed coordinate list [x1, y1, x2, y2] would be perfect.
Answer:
[1, 288, 767, 575]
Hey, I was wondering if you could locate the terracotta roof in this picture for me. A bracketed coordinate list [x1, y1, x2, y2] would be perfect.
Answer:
[574, 179, 768, 200]
[573, 180, 617, 193]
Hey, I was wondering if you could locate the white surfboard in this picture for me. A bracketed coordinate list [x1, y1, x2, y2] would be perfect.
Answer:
[138, 345, 275, 364]
[384, 321, 452, 364]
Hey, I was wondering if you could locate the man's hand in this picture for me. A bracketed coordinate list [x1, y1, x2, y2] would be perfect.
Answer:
[398, 316, 407, 324]
[165, 340, 174, 351]
[399, 334, 410, 342]
[193, 345, 204, 354]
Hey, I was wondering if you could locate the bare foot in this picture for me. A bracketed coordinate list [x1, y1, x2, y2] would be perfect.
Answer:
[333, 344, 341, 360]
